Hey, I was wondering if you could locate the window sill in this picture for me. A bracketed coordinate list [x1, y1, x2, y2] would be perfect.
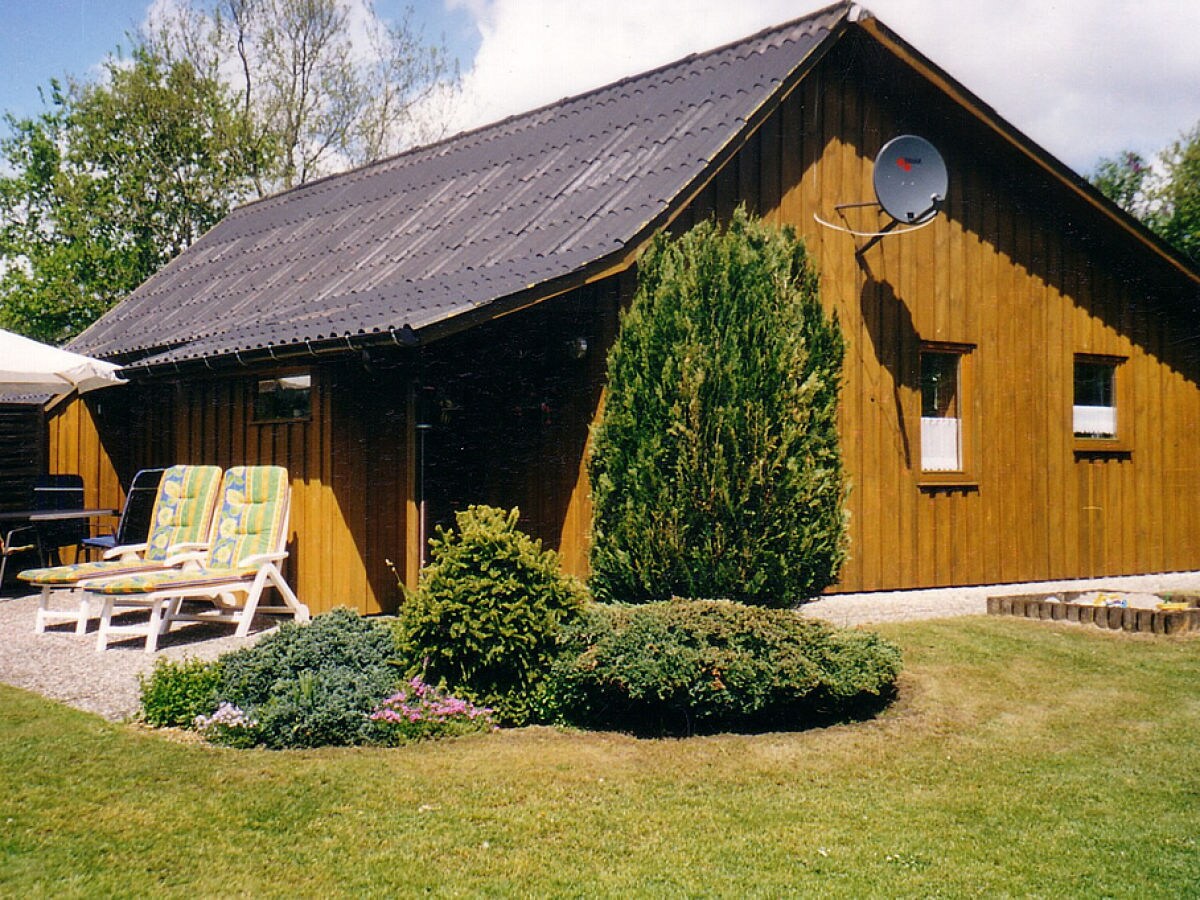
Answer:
[1073, 439, 1130, 457]
[918, 473, 979, 491]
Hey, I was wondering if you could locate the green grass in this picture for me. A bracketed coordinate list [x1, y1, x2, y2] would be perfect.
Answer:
[2, 616, 1199, 897]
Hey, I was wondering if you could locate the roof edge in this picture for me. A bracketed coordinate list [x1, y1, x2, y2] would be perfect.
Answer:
[856, 14, 1200, 288]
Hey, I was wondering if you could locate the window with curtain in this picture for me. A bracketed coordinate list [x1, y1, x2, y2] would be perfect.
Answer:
[1073, 357, 1119, 439]
[920, 349, 964, 472]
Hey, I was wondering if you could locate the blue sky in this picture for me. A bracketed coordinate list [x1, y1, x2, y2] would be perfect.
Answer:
[0, 0, 479, 121]
[1, 1, 1199, 176]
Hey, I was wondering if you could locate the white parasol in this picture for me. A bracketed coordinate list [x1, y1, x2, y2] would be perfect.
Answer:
[0, 328, 125, 395]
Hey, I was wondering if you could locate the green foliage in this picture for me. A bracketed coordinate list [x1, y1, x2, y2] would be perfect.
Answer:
[1156, 123, 1200, 266]
[137, 656, 223, 728]
[543, 599, 901, 735]
[589, 206, 848, 607]
[395, 505, 588, 724]
[217, 607, 400, 749]
[0, 48, 265, 342]
[1091, 123, 1200, 267]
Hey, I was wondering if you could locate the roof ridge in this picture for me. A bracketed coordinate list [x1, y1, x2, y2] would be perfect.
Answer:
[223, 1, 856, 219]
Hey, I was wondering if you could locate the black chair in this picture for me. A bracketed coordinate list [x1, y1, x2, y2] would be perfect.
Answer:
[32, 474, 87, 567]
[81, 468, 166, 558]
[0, 474, 85, 587]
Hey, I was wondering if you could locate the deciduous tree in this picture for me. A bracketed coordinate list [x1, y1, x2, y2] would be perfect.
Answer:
[144, 0, 458, 192]
[1091, 123, 1200, 267]
[0, 49, 264, 342]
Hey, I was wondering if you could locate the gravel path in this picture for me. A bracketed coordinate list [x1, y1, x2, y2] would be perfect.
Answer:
[4, 570, 1200, 722]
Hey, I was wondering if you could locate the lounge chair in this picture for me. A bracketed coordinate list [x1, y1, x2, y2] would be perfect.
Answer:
[87, 465, 309, 652]
[21, 465, 222, 635]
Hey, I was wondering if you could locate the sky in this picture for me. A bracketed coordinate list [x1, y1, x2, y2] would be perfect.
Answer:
[0, 0, 1198, 176]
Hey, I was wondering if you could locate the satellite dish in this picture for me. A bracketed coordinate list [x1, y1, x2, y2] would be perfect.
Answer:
[873, 135, 948, 224]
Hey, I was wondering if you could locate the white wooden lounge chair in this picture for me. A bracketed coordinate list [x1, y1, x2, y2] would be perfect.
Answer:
[21, 465, 222, 635]
[85, 465, 309, 652]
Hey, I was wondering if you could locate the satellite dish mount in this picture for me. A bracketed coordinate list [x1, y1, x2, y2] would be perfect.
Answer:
[814, 134, 948, 250]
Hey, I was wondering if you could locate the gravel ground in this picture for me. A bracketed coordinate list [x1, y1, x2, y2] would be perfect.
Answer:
[799, 570, 1200, 626]
[4, 569, 1200, 722]
[0, 589, 281, 721]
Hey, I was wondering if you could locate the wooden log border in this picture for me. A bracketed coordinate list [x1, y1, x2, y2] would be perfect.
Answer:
[985, 592, 1200, 636]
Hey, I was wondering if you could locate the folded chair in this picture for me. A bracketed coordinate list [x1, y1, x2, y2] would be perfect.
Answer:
[81, 467, 166, 558]
[87, 466, 309, 652]
[21, 465, 222, 635]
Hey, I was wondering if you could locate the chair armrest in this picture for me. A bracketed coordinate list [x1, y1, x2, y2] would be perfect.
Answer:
[103, 542, 148, 561]
[163, 550, 208, 567]
[2, 525, 37, 554]
[239, 551, 289, 568]
[168, 541, 210, 553]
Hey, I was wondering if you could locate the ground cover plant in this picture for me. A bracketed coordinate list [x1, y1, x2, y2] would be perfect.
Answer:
[141, 606, 408, 749]
[589, 206, 848, 607]
[544, 599, 901, 734]
[5, 617, 1199, 896]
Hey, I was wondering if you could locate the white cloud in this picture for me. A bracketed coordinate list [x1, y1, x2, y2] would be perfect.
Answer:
[440, 0, 1200, 174]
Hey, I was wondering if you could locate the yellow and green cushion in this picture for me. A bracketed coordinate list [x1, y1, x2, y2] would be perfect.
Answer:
[142, 465, 223, 560]
[19, 557, 176, 585]
[86, 466, 289, 597]
[89, 565, 262, 595]
[206, 466, 288, 570]
[19, 465, 223, 586]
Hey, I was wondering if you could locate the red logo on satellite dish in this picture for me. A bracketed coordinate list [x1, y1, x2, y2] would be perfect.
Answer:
[896, 156, 922, 172]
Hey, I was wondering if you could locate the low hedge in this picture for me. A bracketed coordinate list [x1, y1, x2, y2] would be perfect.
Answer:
[541, 599, 902, 734]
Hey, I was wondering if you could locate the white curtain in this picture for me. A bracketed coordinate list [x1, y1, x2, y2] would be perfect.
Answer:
[1073, 405, 1116, 438]
[921, 416, 961, 471]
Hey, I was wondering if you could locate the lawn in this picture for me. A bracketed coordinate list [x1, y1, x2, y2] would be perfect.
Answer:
[2, 615, 1198, 897]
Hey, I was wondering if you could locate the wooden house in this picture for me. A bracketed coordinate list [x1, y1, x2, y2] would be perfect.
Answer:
[54, 2, 1200, 614]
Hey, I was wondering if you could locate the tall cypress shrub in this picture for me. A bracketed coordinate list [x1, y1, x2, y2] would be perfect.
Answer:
[588, 207, 847, 607]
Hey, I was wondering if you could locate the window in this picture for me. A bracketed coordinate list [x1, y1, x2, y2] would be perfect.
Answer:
[254, 372, 312, 422]
[1073, 356, 1120, 441]
[919, 346, 970, 474]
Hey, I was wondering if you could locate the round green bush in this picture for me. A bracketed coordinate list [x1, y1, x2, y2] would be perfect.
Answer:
[543, 599, 901, 734]
[395, 505, 588, 724]
[217, 607, 401, 749]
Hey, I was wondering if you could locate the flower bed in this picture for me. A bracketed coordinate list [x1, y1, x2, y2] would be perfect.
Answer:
[987, 592, 1200, 635]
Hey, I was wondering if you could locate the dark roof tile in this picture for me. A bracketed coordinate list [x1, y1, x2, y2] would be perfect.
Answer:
[70, 3, 851, 367]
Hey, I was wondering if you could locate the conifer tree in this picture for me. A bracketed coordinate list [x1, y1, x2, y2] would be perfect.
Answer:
[589, 207, 848, 607]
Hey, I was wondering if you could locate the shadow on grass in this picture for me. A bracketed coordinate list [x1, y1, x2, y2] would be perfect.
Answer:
[558, 684, 901, 739]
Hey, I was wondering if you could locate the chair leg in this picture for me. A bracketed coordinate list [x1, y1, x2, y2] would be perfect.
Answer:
[268, 564, 309, 623]
[34, 587, 52, 634]
[75, 593, 91, 635]
[234, 569, 272, 637]
[144, 599, 170, 653]
[95, 596, 115, 651]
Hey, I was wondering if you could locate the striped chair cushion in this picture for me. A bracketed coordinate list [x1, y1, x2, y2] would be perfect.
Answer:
[19, 557, 174, 585]
[90, 565, 261, 596]
[85, 466, 290, 597]
[206, 466, 289, 569]
[144, 465, 223, 560]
